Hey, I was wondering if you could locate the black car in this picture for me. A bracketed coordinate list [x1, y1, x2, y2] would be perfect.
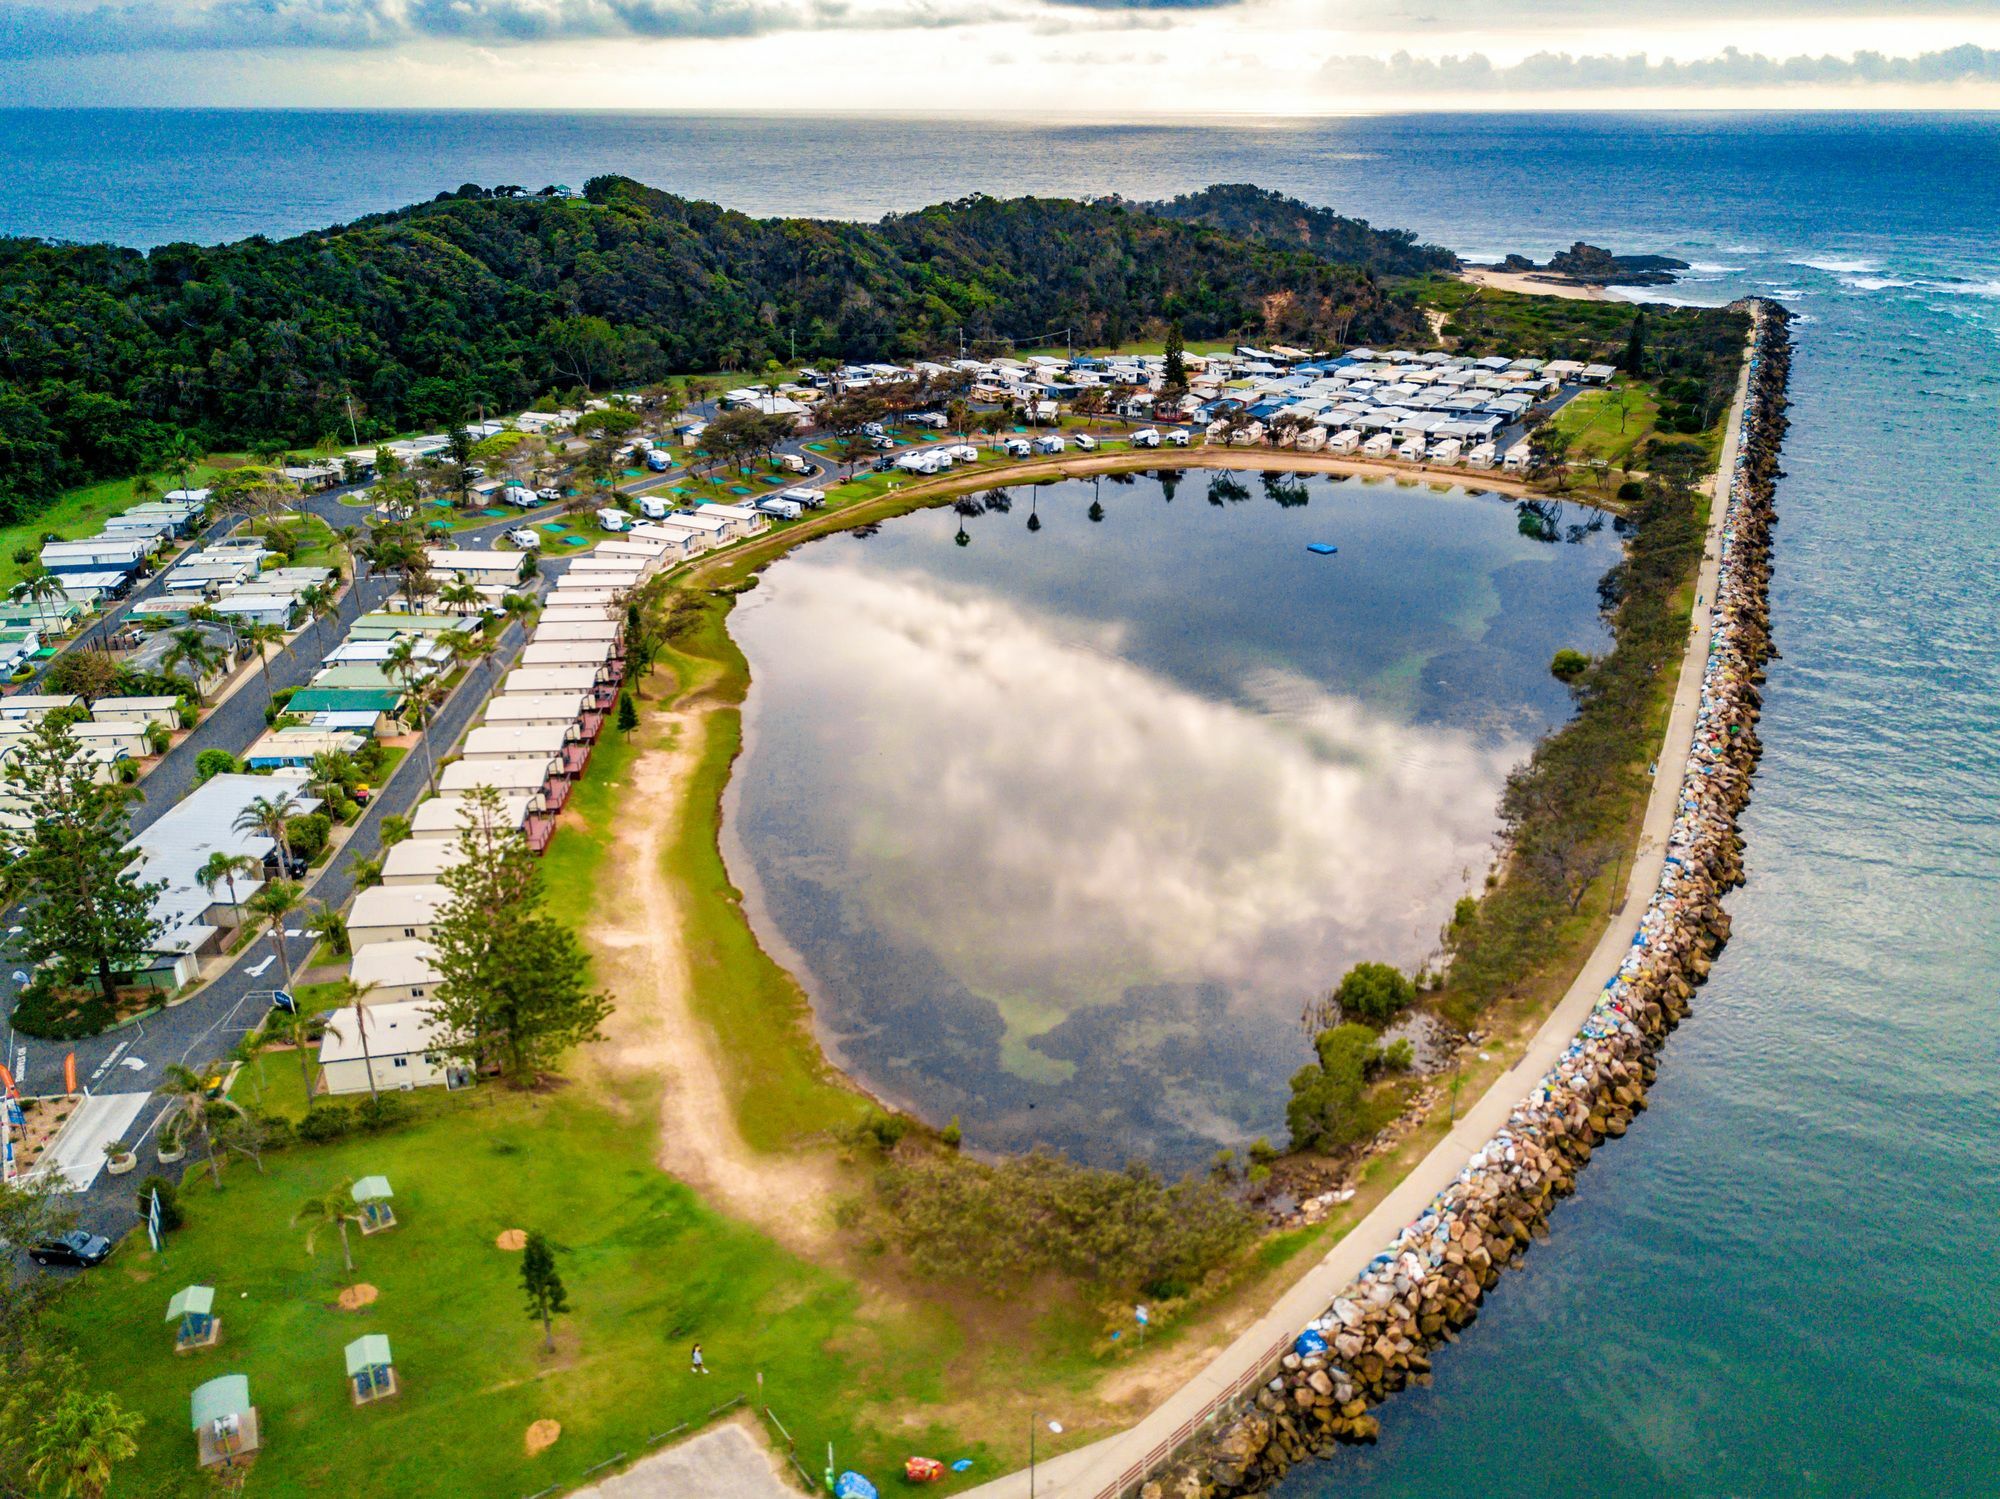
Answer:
[30, 1230, 112, 1269]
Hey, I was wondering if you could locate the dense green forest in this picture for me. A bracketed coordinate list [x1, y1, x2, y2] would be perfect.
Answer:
[0, 180, 1439, 521]
[1144, 184, 1461, 278]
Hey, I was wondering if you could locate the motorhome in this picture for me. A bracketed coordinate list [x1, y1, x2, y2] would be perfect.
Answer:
[646, 448, 672, 472]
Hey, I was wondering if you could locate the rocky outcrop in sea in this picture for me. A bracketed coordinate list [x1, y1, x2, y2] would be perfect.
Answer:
[1143, 303, 1793, 1499]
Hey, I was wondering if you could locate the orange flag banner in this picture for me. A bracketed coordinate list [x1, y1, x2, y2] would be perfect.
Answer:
[63, 1052, 78, 1096]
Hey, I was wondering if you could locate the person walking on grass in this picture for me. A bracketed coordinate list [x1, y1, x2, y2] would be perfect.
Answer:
[691, 1343, 708, 1375]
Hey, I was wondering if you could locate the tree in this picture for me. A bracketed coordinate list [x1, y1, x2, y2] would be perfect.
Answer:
[1550, 648, 1591, 683]
[161, 626, 223, 702]
[193, 747, 240, 783]
[306, 900, 351, 958]
[520, 1230, 570, 1353]
[440, 578, 481, 618]
[5, 718, 164, 1003]
[616, 694, 638, 734]
[158, 1063, 244, 1189]
[294, 1179, 361, 1273]
[197, 850, 259, 920]
[1162, 321, 1188, 393]
[1327, 961, 1415, 1025]
[1527, 424, 1575, 490]
[316, 980, 381, 1102]
[234, 789, 304, 868]
[247, 878, 306, 996]
[1285, 1023, 1380, 1152]
[1623, 310, 1646, 377]
[429, 787, 611, 1082]
[260, 1003, 323, 1104]
[25, 1388, 143, 1499]
[42, 646, 121, 701]
[235, 619, 289, 692]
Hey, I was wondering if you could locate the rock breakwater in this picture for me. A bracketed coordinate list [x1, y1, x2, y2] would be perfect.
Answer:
[1143, 305, 1793, 1499]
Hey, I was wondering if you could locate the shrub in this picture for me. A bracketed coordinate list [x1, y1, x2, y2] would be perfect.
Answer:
[284, 812, 332, 862]
[136, 1175, 185, 1232]
[1331, 961, 1416, 1024]
[1617, 480, 1645, 501]
[940, 1115, 962, 1150]
[193, 748, 240, 783]
[877, 1151, 1257, 1294]
[297, 1104, 354, 1143]
[357, 1093, 411, 1133]
[851, 1110, 908, 1153]
[335, 797, 361, 823]
[1286, 1023, 1378, 1152]
[9, 977, 119, 1040]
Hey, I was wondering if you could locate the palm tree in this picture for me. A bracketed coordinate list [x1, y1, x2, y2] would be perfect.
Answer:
[440, 628, 492, 676]
[247, 878, 306, 996]
[294, 1179, 362, 1273]
[306, 749, 355, 809]
[234, 789, 304, 869]
[161, 627, 222, 703]
[26, 1389, 143, 1499]
[235, 619, 289, 692]
[305, 900, 350, 959]
[317, 979, 380, 1102]
[260, 1004, 321, 1104]
[195, 851, 259, 924]
[12, 570, 69, 632]
[440, 578, 481, 618]
[500, 592, 539, 628]
[162, 430, 204, 499]
[404, 680, 446, 797]
[158, 1063, 243, 1188]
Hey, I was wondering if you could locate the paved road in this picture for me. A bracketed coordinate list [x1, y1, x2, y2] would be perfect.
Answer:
[4, 567, 549, 1234]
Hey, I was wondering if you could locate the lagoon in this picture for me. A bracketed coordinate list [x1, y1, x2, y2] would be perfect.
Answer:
[721, 471, 1621, 1167]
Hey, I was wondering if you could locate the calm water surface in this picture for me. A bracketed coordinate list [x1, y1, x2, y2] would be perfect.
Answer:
[722, 474, 1618, 1167]
[4, 110, 1996, 1495]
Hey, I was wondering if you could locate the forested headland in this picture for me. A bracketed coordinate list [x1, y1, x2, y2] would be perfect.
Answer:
[0, 181, 1442, 520]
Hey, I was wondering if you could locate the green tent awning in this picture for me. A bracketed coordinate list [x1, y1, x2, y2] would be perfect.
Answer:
[189, 1375, 249, 1431]
[165, 1285, 215, 1322]
[351, 1176, 393, 1204]
[344, 1334, 393, 1376]
[286, 687, 403, 714]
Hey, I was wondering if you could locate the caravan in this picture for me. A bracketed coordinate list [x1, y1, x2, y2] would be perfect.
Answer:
[595, 508, 632, 533]
[1164, 428, 1193, 448]
[635, 495, 672, 521]
[1129, 427, 1161, 449]
[1032, 434, 1067, 456]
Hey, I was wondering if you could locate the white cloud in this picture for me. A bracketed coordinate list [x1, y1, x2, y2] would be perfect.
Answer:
[1319, 42, 2000, 91]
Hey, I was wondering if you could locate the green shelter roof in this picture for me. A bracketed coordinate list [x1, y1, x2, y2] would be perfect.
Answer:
[190, 1374, 249, 1430]
[345, 1334, 393, 1375]
[286, 687, 402, 714]
[165, 1285, 215, 1321]
[352, 1175, 393, 1203]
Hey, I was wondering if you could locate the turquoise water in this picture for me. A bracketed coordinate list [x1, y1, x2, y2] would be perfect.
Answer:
[722, 475, 1619, 1168]
[7, 109, 1997, 1493]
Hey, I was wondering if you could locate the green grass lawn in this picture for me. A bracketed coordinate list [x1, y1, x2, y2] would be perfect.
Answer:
[0, 463, 228, 594]
[1551, 384, 1661, 469]
[53, 1079, 975, 1499]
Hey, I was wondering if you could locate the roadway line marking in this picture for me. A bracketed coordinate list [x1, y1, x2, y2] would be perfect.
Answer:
[88, 1040, 130, 1086]
[246, 956, 275, 977]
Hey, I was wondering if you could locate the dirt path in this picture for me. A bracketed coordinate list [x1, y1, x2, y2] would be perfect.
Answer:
[579, 704, 842, 1256]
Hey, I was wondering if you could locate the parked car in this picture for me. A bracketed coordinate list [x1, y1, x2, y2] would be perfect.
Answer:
[30, 1231, 112, 1269]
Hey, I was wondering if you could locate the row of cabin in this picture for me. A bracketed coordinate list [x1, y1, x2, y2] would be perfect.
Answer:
[0, 694, 184, 848]
[323, 574, 636, 1095]
[33, 495, 206, 613]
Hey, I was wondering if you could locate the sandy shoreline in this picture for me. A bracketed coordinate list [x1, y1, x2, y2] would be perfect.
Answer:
[1459, 268, 1618, 302]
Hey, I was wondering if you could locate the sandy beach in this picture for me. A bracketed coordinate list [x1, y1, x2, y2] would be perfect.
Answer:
[1459, 268, 1617, 301]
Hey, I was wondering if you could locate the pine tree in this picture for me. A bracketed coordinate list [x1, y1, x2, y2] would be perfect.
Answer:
[1624, 311, 1646, 377]
[6, 718, 164, 1002]
[520, 1230, 570, 1353]
[616, 695, 638, 734]
[429, 787, 612, 1081]
[1163, 321, 1187, 392]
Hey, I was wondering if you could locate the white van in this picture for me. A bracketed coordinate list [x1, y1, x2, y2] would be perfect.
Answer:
[596, 508, 632, 533]
[778, 453, 809, 475]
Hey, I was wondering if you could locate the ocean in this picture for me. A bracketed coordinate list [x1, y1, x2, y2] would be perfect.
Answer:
[3, 110, 1996, 1495]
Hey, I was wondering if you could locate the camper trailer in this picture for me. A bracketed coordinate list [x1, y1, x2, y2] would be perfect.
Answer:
[1130, 428, 1161, 449]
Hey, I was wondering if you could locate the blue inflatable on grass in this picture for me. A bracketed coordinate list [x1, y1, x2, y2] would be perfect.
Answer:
[835, 1473, 878, 1499]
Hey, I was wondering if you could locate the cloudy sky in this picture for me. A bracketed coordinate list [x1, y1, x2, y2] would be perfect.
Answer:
[6, 0, 2000, 110]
